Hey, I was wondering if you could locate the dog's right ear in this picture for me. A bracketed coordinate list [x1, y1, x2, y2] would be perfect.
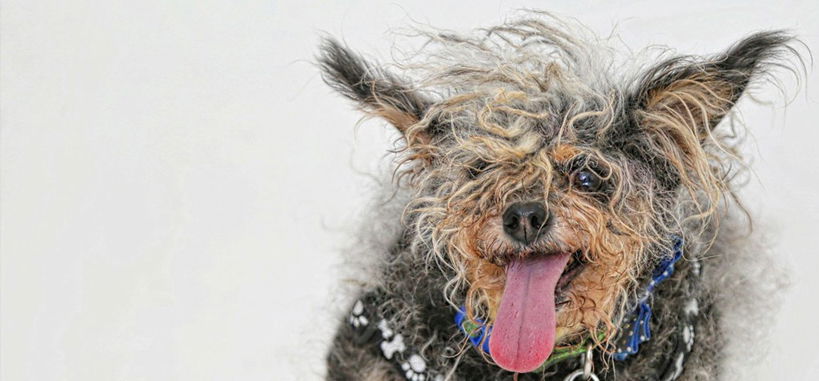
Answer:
[318, 38, 431, 139]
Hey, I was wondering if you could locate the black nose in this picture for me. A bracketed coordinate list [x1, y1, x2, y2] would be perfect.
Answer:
[502, 202, 550, 245]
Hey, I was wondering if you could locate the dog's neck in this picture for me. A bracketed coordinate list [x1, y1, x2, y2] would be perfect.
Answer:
[349, 232, 713, 380]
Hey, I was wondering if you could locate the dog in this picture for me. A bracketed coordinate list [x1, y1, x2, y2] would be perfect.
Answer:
[317, 14, 797, 380]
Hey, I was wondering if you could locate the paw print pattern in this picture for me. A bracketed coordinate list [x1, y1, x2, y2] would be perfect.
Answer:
[377, 319, 406, 360]
[682, 297, 698, 352]
[348, 298, 444, 381]
[349, 300, 369, 328]
[401, 354, 428, 381]
[380, 333, 406, 359]
[378, 319, 394, 339]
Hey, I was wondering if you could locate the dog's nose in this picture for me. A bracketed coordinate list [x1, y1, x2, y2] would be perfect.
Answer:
[502, 202, 550, 245]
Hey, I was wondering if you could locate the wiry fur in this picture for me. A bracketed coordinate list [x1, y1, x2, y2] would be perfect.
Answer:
[319, 14, 799, 380]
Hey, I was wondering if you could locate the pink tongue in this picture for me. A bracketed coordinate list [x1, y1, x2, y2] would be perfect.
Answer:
[489, 253, 571, 373]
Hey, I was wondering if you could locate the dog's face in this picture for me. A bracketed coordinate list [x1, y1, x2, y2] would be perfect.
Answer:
[320, 18, 790, 372]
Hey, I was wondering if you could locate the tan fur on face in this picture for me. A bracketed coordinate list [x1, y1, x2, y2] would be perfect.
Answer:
[414, 133, 659, 351]
[395, 17, 751, 357]
[552, 144, 581, 162]
[402, 75, 728, 355]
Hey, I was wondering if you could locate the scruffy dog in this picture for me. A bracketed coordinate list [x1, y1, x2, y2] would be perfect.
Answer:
[318, 14, 797, 381]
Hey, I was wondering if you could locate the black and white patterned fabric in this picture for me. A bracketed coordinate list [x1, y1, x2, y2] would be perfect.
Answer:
[348, 298, 444, 381]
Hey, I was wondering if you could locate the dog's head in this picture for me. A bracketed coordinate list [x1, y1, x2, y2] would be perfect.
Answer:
[319, 17, 793, 372]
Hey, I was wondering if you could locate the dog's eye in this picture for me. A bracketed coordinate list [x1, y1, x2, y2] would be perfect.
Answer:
[572, 170, 602, 192]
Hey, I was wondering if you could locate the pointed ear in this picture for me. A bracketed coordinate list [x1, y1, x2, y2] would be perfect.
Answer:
[631, 31, 794, 136]
[318, 38, 430, 134]
[623, 32, 795, 191]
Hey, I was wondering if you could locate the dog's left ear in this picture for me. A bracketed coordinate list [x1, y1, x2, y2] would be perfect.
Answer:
[624, 32, 794, 188]
[630, 31, 794, 137]
[318, 38, 431, 138]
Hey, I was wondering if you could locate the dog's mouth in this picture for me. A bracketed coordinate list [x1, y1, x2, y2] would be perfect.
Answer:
[492, 249, 586, 305]
[555, 250, 585, 306]
[488, 249, 586, 373]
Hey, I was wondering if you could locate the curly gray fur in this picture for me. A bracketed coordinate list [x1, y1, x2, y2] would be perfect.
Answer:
[318, 13, 797, 381]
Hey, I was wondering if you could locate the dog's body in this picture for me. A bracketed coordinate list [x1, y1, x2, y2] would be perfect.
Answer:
[319, 15, 794, 380]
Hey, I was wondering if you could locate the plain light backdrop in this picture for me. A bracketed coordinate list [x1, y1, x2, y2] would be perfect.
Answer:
[2, 1, 818, 380]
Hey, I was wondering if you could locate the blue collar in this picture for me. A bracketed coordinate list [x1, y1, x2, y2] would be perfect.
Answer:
[455, 236, 692, 368]
[612, 236, 685, 360]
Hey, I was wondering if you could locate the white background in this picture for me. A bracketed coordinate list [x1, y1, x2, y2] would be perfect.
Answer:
[2, 1, 818, 380]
